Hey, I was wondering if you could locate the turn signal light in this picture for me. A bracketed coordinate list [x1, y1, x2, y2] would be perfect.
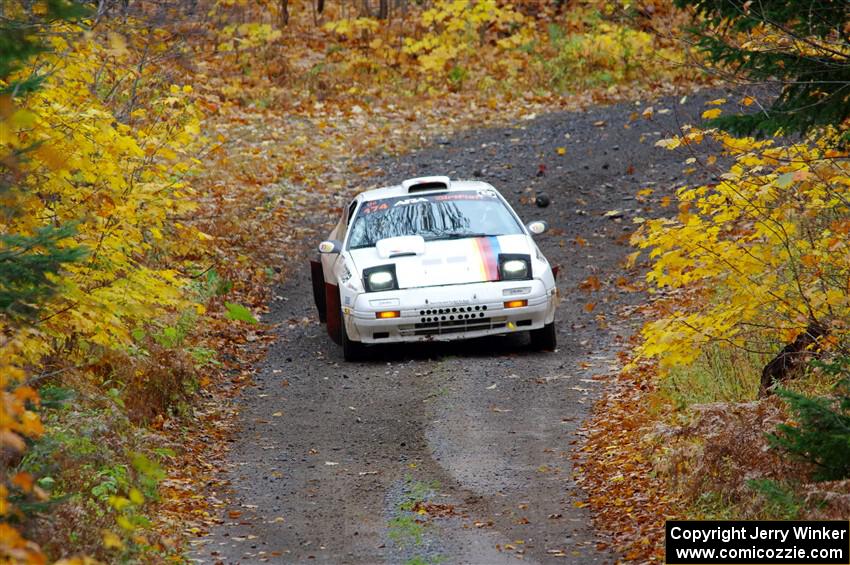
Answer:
[376, 310, 400, 319]
[503, 299, 528, 309]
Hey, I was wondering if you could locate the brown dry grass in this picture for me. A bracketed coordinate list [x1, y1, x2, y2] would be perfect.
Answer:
[92, 343, 198, 424]
[659, 398, 807, 503]
[659, 396, 850, 520]
[580, 351, 850, 563]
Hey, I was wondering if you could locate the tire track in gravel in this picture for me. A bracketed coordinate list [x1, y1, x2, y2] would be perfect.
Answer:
[192, 90, 725, 564]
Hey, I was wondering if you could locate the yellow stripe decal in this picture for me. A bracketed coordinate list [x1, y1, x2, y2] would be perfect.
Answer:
[472, 238, 488, 281]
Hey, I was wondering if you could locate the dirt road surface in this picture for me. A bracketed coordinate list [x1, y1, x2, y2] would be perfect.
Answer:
[192, 92, 721, 564]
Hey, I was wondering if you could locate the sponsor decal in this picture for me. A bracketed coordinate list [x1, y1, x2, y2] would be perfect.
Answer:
[425, 299, 472, 307]
[393, 197, 429, 207]
[360, 190, 498, 216]
[340, 263, 353, 283]
[503, 286, 531, 296]
[361, 201, 389, 215]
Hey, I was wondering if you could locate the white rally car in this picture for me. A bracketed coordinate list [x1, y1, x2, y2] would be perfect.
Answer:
[309, 176, 559, 360]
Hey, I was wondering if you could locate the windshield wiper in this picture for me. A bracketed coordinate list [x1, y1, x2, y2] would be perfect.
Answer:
[433, 233, 500, 240]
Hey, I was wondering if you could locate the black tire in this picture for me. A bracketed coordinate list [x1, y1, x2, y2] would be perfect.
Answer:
[341, 307, 366, 361]
[529, 322, 557, 351]
[310, 260, 327, 323]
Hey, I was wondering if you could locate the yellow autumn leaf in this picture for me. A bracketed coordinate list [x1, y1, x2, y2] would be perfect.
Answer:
[20, 412, 43, 437]
[128, 488, 144, 505]
[107, 32, 128, 56]
[102, 530, 124, 550]
[655, 137, 681, 149]
[108, 496, 131, 511]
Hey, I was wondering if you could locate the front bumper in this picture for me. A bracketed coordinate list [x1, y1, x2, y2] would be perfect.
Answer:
[344, 279, 558, 344]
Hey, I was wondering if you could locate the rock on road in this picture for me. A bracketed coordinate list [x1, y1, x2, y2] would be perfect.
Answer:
[192, 92, 722, 564]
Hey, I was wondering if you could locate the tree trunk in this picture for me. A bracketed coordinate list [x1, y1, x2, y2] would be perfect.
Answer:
[279, 0, 290, 25]
[759, 321, 827, 397]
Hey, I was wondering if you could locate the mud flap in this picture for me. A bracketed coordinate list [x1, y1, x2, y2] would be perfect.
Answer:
[552, 265, 560, 279]
[325, 283, 342, 344]
[310, 260, 327, 323]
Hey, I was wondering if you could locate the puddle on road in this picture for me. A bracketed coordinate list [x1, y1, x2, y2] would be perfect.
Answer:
[383, 474, 521, 565]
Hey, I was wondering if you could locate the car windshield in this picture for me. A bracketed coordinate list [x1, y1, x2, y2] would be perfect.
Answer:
[347, 189, 523, 249]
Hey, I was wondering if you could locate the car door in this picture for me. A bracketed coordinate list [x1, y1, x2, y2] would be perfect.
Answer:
[317, 199, 358, 343]
[321, 198, 357, 282]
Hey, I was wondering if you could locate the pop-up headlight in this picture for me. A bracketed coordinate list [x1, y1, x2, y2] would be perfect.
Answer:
[498, 254, 531, 281]
[363, 264, 398, 292]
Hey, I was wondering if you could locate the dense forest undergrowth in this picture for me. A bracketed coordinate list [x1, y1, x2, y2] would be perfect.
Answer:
[1, 0, 848, 562]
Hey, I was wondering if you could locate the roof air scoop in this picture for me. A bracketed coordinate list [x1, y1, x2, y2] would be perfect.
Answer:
[402, 176, 451, 193]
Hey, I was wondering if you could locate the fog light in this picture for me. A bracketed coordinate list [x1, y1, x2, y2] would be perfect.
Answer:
[376, 310, 400, 319]
[503, 300, 528, 309]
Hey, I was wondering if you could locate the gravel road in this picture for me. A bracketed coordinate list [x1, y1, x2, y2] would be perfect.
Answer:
[192, 90, 723, 564]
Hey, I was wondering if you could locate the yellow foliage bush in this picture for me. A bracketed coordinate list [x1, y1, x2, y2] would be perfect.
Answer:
[403, 0, 533, 76]
[218, 22, 284, 51]
[1, 12, 207, 562]
[314, 0, 695, 96]
[634, 127, 850, 373]
[544, 21, 681, 89]
[2, 26, 205, 365]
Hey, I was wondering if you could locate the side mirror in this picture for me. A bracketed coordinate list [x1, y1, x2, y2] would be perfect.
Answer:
[318, 240, 342, 254]
[527, 221, 548, 235]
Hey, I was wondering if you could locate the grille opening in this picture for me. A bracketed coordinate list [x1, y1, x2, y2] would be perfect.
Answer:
[516, 319, 533, 327]
[373, 332, 390, 339]
[418, 304, 494, 325]
[403, 316, 507, 337]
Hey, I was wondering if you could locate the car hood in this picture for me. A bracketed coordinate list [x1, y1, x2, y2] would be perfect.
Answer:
[349, 234, 533, 289]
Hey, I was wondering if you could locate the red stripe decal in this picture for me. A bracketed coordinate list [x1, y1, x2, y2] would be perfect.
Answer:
[476, 237, 499, 281]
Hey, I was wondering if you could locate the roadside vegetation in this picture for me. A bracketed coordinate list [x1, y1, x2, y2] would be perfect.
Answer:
[577, 0, 850, 561]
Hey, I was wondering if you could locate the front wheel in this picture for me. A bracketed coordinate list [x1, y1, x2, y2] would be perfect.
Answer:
[341, 309, 367, 361]
[529, 322, 557, 352]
